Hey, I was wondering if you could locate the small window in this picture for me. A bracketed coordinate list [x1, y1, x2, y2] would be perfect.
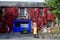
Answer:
[0, 23, 1, 27]
[39, 9, 42, 16]
[2, 8, 5, 16]
[0, 8, 2, 15]
[47, 21, 52, 28]
[20, 22, 29, 28]
[20, 8, 25, 16]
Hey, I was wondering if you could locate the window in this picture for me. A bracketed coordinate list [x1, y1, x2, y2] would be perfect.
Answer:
[0, 8, 5, 16]
[20, 8, 25, 16]
[20, 22, 29, 28]
[2, 8, 5, 16]
[47, 21, 52, 28]
[0, 23, 1, 27]
[39, 9, 42, 16]
[0, 8, 2, 15]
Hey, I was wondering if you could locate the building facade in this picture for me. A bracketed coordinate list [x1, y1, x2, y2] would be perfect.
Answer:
[0, 2, 55, 33]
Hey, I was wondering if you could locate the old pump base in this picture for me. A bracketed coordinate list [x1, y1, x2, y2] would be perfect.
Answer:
[34, 34, 39, 38]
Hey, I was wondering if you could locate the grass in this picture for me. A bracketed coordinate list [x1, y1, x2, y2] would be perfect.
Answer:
[51, 28, 60, 33]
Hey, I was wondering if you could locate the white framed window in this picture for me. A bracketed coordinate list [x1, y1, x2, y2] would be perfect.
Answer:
[20, 8, 25, 16]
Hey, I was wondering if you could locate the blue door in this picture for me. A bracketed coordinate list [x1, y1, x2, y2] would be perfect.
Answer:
[13, 19, 31, 33]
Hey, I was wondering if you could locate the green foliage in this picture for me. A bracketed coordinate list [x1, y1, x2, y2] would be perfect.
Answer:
[59, 27, 60, 29]
[52, 10, 58, 15]
[45, 0, 60, 19]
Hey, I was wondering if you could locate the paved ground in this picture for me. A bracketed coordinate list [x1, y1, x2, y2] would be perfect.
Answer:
[0, 33, 60, 40]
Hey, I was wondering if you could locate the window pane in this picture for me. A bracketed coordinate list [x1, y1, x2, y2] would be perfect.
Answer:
[39, 9, 42, 16]
[47, 21, 52, 28]
[20, 8, 25, 16]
